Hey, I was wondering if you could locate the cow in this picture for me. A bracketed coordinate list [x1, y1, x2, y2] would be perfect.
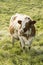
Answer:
[9, 13, 36, 50]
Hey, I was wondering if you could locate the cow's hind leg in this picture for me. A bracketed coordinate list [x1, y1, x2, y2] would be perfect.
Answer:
[11, 35, 15, 47]
[12, 33, 19, 47]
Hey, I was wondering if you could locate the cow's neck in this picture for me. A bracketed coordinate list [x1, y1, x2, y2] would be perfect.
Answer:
[22, 28, 32, 39]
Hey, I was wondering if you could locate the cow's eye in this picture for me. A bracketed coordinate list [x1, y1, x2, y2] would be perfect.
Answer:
[18, 20, 22, 24]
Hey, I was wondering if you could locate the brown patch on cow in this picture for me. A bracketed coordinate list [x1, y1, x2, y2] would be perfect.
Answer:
[31, 25, 36, 36]
[9, 25, 14, 34]
[25, 17, 30, 19]
[32, 20, 36, 24]
[22, 34, 30, 40]
[21, 24, 36, 40]
[30, 20, 36, 36]
[18, 20, 22, 24]
[13, 16, 17, 21]
[23, 22, 30, 32]
[30, 20, 36, 25]
[22, 20, 36, 39]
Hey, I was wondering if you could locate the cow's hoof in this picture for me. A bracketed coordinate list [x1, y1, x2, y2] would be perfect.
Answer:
[20, 47, 25, 52]
[21, 49, 23, 52]
[29, 47, 31, 50]
[23, 46, 25, 50]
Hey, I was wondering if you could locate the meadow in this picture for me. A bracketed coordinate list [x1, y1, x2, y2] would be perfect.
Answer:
[0, 0, 43, 65]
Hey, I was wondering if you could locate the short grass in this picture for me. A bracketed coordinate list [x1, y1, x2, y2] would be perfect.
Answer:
[0, 0, 43, 65]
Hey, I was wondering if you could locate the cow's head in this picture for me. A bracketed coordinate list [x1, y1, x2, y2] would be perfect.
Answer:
[20, 16, 36, 33]
[12, 14, 36, 35]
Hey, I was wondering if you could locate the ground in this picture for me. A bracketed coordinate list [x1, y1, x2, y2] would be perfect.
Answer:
[0, 0, 43, 65]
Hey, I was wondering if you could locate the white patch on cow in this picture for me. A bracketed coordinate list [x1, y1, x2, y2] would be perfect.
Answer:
[10, 13, 25, 30]
[18, 36, 25, 48]
[22, 17, 30, 29]
[24, 28, 31, 36]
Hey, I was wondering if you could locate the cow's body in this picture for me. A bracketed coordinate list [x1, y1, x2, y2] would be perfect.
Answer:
[9, 13, 36, 49]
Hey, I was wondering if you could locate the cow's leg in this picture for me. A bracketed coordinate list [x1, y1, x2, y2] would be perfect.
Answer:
[19, 36, 25, 49]
[28, 41, 32, 50]
[28, 45, 31, 50]
[11, 35, 15, 47]
[11, 32, 19, 47]
[28, 37, 34, 50]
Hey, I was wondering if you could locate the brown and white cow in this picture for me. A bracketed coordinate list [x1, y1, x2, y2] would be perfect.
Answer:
[9, 13, 36, 49]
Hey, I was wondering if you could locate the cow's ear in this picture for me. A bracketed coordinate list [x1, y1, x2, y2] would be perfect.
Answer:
[30, 20, 36, 24]
[13, 16, 17, 20]
[32, 20, 36, 24]
[10, 15, 17, 22]
[18, 20, 22, 24]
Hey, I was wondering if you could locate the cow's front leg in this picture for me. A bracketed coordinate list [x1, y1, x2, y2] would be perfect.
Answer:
[28, 37, 34, 50]
[19, 36, 25, 50]
[28, 41, 32, 50]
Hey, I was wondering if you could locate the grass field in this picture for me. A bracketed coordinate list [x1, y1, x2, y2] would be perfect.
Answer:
[0, 0, 43, 65]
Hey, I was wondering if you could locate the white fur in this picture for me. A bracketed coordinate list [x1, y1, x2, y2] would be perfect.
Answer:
[10, 13, 31, 30]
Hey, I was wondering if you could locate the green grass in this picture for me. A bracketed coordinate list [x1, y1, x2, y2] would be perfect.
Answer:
[0, 0, 43, 65]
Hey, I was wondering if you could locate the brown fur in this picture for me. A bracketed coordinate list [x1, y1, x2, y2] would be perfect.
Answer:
[9, 16, 17, 35]
[13, 16, 17, 21]
[9, 25, 14, 34]
[31, 25, 36, 36]
[21, 21, 36, 39]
